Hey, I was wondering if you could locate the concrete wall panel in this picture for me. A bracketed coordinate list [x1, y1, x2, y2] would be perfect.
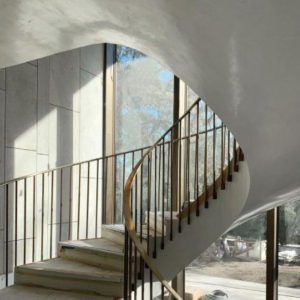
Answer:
[0, 69, 5, 90]
[49, 49, 80, 112]
[27, 60, 37, 67]
[81, 44, 104, 78]
[6, 64, 37, 151]
[5, 148, 37, 180]
[0, 90, 5, 183]
[80, 70, 103, 177]
[49, 106, 79, 168]
[37, 58, 50, 155]
[0, 45, 104, 272]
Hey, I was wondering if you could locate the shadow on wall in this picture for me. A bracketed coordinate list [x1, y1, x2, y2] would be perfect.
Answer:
[0, 44, 104, 275]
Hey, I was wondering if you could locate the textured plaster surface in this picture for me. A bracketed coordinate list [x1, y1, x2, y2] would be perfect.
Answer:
[0, 0, 299, 223]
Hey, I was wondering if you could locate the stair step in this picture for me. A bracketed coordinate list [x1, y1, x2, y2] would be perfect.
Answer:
[146, 211, 179, 235]
[102, 224, 162, 246]
[58, 238, 124, 271]
[14, 258, 123, 297]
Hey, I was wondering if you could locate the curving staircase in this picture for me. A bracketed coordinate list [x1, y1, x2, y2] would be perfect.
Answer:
[0, 98, 250, 299]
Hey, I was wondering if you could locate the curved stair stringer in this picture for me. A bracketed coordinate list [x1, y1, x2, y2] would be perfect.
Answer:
[141, 160, 250, 297]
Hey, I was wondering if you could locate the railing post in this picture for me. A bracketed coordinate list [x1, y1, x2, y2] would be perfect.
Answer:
[104, 43, 116, 224]
[266, 207, 279, 300]
[171, 76, 180, 213]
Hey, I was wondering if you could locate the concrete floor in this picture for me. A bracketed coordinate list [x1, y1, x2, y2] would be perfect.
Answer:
[185, 271, 300, 300]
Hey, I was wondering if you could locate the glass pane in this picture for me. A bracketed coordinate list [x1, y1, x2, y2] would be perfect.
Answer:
[115, 45, 174, 222]
[278, 199, 300, 298]
[186, 213, 267, 299]
[115, 45, 174, 153]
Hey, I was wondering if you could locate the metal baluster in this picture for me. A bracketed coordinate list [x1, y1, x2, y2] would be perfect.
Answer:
[131, 152, 134, 219]
[95, 159, 99, 238]
[123, 228, 129, 299]
[134, 167, 138, 230]
[141, 257, 145, 300]
[204, 105, 208, 208]
[150, 270, 153, 300]
[178, 119, 182, 232]
[153, 146, 157, 258]
[147, 153, 152, 258]
[234, 138, 239, 172]
[123, 153, 126, 224]
[32, 176, 36, 262]
[196, 102, 200, 216]
[129, 237, 133, 300]
[167, 143, 170, 211]
[134, 156, 138, 298]
[50, 172, 54, 258]
[213, 113, 217, 199]
[139, 150, 143, 279]
[228, 129, 232, 181]
[134, 244, 137, 300]
[113, 155, 117, 224]
[161, 139, 165, 249]
[59, 169, 63, 242]
[170, 129, 174, 241]
[187, 112, 191, 224]
[5, 185, 8, 287]
[15, 182, 18, 266]
[102, 158, 107, 224]
[24, 178, 27, 263]
[41, 174, 45, 260]
[221, 123, 225, 190]
[68, 166, 72, 240]
[161, 284, 164, 300]
[158, 145, 162, 212]
[86, 162, 90, 239]
[77, 165, 81, 240]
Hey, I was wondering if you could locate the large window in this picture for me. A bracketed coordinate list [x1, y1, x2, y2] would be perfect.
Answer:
[114, 45, 174, 223]
[187, 213, 267, 299]
[278, 199, 300, 297]
[115, 45, 174, 153]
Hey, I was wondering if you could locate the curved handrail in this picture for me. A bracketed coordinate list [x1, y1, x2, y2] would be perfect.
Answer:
[123, 97, 203, 299]
[123, 96, 242, 299]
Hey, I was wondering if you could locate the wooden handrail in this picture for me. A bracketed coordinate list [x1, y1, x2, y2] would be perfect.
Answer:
[122, 95, 242, 299]
[122, 97, 204, 299]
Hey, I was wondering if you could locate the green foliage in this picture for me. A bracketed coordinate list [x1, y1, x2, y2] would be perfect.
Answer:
[115, 45, 174, 153]
[279, 201, 300, 245]
[227, 199, 300, 245]
[228, 213, 267, 240]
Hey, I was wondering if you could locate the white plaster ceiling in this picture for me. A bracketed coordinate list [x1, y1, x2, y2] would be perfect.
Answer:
[1, 0, 300, 224]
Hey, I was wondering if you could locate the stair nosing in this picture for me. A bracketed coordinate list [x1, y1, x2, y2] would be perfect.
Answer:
[58, 242, 124, 258]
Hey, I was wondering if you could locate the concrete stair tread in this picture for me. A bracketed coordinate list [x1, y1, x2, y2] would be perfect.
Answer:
[149, 211, 179, 220]
[59, 237, 124, 257]
[103, 224, 163, 239]
[0, 285, 115, 300]
[15, 258, 123, 283]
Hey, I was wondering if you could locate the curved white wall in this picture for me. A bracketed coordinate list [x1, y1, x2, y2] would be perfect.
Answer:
[0, 0, 300, 223]
[154, 161, 250, 280]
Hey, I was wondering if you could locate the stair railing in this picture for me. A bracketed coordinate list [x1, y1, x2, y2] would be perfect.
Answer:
[0, 146, 153, 288]
[123, 97, 243, 299]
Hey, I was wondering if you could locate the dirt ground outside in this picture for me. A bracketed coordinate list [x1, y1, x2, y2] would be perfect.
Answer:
[188, 255, 300, 289]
